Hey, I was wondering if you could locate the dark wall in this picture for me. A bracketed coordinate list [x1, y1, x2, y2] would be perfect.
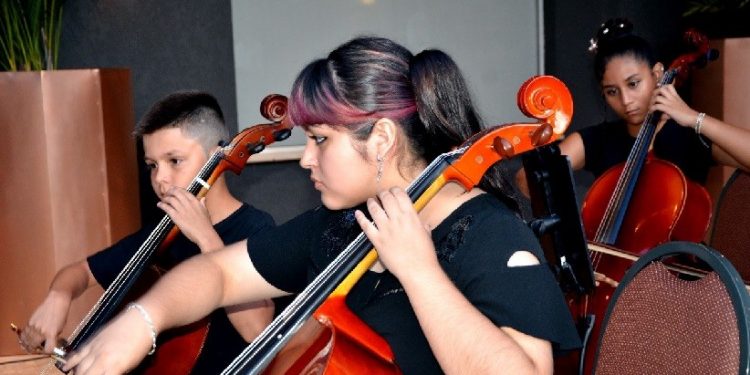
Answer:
[60, 1, 238, 129]
[227, 161, 320, 225]
[58, 0, 319, 224]
[544, 0, 686, 194]
[58, 1, 694, 223]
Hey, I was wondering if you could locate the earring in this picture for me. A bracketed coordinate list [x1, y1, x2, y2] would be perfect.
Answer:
[376, 154, 384, 183]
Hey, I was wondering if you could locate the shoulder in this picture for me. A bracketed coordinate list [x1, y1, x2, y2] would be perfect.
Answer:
[225, 203, 275, 227]
[215, 203, 275, 243]
[234, 203, 274, 222]
[247, 205, 331, 247]
[434, 194, 540, 265]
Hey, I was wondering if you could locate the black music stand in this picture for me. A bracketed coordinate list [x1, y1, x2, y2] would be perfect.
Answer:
[522, 143, 595, 295]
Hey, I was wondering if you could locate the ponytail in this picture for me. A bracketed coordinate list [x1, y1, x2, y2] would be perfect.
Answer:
[410, 50, 521, 213]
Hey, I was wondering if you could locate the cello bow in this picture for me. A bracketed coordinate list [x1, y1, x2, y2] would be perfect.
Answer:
[587, 242, 750, 292]
[221, 75, 573, 375]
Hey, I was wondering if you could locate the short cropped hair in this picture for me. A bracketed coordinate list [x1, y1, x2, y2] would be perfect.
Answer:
[134, 91, 231, 153]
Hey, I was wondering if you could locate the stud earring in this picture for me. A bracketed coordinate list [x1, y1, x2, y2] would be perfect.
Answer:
[376, 154, 384, 183]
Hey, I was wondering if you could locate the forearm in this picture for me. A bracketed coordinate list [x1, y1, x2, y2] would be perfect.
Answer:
[399, 265, 550, 375]
[196, 231, 225, 253]
[136, 252, 228, 334]
[224, 300, 275, 342]
[136, 240, 285, 335]
[700, 115, 750, 170]
[653, 85, 750, 171]
[20, 261, 96, 352]
[49, 261, 96, 300]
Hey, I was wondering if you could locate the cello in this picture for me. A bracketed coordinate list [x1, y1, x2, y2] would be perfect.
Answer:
[573, 30, 719, 375]
[221, 75, 573, 374]
[12, 94, 292, 374]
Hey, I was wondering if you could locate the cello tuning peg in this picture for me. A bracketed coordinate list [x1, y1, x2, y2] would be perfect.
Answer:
[492, 137, 514, 158]
[531, 123, 554, 146]
[247, 142, 266, 155]
[274, 129, 292, 141]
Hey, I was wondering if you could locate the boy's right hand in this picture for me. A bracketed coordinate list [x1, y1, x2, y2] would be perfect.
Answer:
[158, 187, 223, 252]
[19, 291, 72, 353]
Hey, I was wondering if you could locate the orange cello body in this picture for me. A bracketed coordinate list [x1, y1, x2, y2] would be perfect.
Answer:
[263, 297, 400, 375]
[581, 156, 712, 254]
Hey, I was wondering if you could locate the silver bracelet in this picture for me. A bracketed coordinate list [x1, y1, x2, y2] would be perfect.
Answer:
[694, 112, 706, 134]
[127, 302, 157, 355]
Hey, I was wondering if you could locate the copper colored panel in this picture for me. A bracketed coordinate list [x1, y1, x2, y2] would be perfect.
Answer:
[0, 70, 140, 355]
[0, 73, 57, 356]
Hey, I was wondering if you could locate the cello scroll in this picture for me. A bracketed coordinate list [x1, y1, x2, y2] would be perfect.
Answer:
[669, 29, 719, 86]
[447, 75, 572, 190]
[517, 75, 573, 140]
[219, 95, 292, 173]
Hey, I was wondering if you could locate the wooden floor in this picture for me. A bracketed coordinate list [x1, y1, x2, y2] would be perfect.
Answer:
[0, 355, 58, 374]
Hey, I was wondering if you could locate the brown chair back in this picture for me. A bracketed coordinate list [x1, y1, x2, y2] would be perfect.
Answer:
[710, 169, 750, 281]
[594, 242, 750, 375]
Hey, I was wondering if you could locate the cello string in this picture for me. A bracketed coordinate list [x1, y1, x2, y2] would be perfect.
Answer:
[62, 149, 226, 355]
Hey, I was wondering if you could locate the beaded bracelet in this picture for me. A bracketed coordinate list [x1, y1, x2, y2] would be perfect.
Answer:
[127, 302, 157, 355]
[694, 112, 706, 135]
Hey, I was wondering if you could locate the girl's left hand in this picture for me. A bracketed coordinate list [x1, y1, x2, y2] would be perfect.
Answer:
[651, 83, 700, 128]
[354, 187, 438, 279]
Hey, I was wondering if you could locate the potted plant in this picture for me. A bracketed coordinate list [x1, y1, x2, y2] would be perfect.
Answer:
[0, 0, 141, 358]
[0, 0, 63, 71]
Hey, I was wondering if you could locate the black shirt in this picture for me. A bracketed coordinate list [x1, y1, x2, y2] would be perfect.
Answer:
[579, 119, 714, 183]
[247, 194, 581, 374]
[88, 203, 274, 374]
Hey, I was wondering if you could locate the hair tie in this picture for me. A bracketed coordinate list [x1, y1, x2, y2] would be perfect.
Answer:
[589, 18, 633, 54]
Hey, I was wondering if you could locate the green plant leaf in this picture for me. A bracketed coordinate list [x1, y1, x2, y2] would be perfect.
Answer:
[0, 0, 63, 71]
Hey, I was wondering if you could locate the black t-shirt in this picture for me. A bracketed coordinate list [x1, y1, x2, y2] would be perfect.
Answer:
[247, 194, 581, 374]
[578, 119, 714, 183]
[87, 203, 274, 374]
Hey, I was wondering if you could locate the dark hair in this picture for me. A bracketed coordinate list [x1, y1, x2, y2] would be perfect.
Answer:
[590, 18, 656, 82]
[289, 36, 519, 212]
[135, 91, 230, 152]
